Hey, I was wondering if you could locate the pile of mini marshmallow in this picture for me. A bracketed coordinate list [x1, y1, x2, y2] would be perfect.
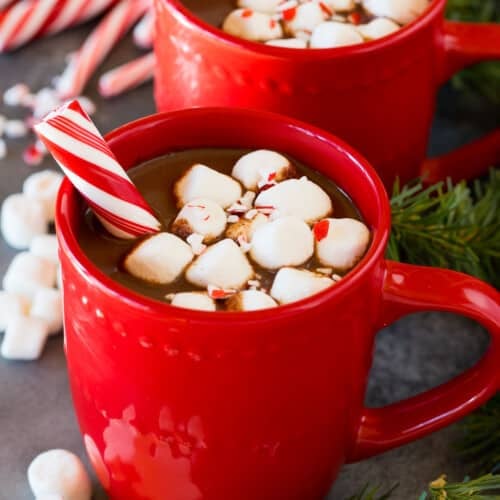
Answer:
[0, 169, 64, 360]
[222, 0, 429, 48]
[124, 149, 370, 312]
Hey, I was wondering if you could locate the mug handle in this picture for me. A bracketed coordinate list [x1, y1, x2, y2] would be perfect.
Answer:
[420, 21, 500, 184]
[347, 260, 500, 462]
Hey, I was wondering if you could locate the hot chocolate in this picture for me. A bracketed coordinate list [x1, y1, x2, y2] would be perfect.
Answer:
[78, 148, 370, 311]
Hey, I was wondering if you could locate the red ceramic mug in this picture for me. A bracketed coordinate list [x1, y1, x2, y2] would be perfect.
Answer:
[56, 108, 500, 500]
[153, 0, 500, 189]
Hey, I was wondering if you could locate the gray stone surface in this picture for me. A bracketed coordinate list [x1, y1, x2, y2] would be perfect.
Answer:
[0, 21, 497, 500]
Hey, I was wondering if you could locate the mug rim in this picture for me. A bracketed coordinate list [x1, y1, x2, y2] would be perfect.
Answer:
[56, 107, 390, 322]
[158, 0, 444, 59]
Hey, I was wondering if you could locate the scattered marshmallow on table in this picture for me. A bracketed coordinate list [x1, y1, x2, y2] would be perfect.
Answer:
[30, 234, 59, 264]
[226, 290, 278, 311]
[1, 316, 50, 360]
[255, 177, 332, 224]
[1, 193, 47, 249]
[172, 198, 227, 243]
[174, 164, 242, 209]
[310, 22, 364, 48]
[357, 17, 400, 40]
[231, 149, 295, 191]
[23, 169, 64, 222]
[250, 216, 314, 269]
[3, 252, 57, 300]
[186, 238, 254, 290]
[27, 449, 92, 500]
[170, 292, 216, 311]
[223, 9, 283, 42]
[4, 119, 28, 139]
[237, 0, 283, 14]
[283, 2, 330, 37]
[124, 233, 194, 285]
[265, 37, 308, 48]
[362, 0, 428, 24]
[31, 288, 63, 335]
[0, 291, 29, 330]
[270, 267, 334, 304]
[314, 218, 371, 271]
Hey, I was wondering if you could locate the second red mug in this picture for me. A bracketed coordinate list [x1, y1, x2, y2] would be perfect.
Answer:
[153, 0, 500, 188]
[56, 108, 500, 500]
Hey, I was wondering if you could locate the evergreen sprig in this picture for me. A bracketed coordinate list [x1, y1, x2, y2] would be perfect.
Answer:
[387, 169, 500, 289]
[421, 474, 500, 500]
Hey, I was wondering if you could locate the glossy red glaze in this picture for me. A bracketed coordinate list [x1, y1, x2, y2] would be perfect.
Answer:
[153, 0, 500, 189]
[56, 109, 500, 500]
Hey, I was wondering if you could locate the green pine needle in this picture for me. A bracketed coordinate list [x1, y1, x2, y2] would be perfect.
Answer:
[387, 169, 500, 289]
[346, 484, 399, 500]
[425, 474, 500, 499]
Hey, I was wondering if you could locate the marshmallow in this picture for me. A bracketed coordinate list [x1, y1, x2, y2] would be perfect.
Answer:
[231, 150, 296, 191]
[270, 267, 333, 304]
[284, 2, 329, 37]
[226, 290, 278, 311]
[223, 9, 283, 42]
[362, 0, 428, 24]
[3, 252, 57, 300]
[0, 291, 29, 331]
[172, 198, 227, 243]
[23, 169, 65, 222]
[237, 0, 282, 14]
[123, 233, 194, 285]
[226, 213, 268, 243]
[1, 194, 47, 250]
[1, 316, 50, 360]
[4, 119, 28, 138]
[250, 216, 314, 269]
[174, 164, 242, 209]
[186, 239, 254, 290]
[255, 178, 333, 223]
[30, 288, 63, 335]
[27, 449, 92, 500]
[3, 83, 31, 107]
[266, 37, 308, 48]
[0, 138, 6, 159]
[310, 21, 364, 48]
[30, 234, 59, 264]
[314, 218, 370, 271]
[323, 0, 356, 11]
[357, 17, 400, 40]
[170, 292, 216, 311]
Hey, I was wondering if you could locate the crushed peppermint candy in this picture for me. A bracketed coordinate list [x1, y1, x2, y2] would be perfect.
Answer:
[247, 279, 261, 288]
[227, 214, 240, 223]
[332, 274, 342, 282]
[244, 208, 258, 220]
[4, 120, 28, 139]
[237, 234, 252, 253]
[0, 139, 6, 159]
[207, 285, 237, 300]
[3, 84, 31, 107]
[187, 233, 207, 255]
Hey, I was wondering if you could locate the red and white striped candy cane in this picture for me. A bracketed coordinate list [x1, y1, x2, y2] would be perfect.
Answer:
[34, 100, 161, 239]
[57, 0, 150, 99]
[0, 0, 16, 10]
[133, 8, 155, 49]
[99, 52, 156, 98]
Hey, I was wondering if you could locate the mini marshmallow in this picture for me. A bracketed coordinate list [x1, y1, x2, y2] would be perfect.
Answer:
[223, 9, 283, 42]
[0, 138, 6, 159]
[0, 291, 29, 331]
[362, 0, 428, 24]
[357, 17, 400, 40]
[255, 177, 332, 224]
[226, 212, 268, 242]
[186, 239, 254, 290]
[172, 198, 227, 243]
[1, 194, 47, 249]
[284, 2, 329, 37]
[322, 0, 356, 11]
[250, 216, 314, 269]
[3, 83, 31, 107]
[226, 290, 278, 311]
[123, 233, 194, 285]
[4, 119, 28, 138]
[174, 164, 242, 209]
[310, 21, 364, 48]
[1, 316, 50, 360]
[270, 267, 333, 304]
[23, 169, 64, 222]
[265, 37, 308, 48]
[27, 449, 92, 500]
[30, 234, 59, 264]
[314, 218, 370, 271]
[3, 252, 57, 300]
[231, 150, 296, 191]
[31, 288, 63, 335]
[170, 292, 216, 311]
[237, 0, 282, 14]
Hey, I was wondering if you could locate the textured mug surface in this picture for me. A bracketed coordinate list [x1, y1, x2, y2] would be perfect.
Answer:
[153, 0, 500, 188]
[56, 108, 500, 500]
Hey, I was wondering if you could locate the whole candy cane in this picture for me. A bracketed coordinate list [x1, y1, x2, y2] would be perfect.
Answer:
[34, 100, 161, 239]
[99, 52, 156, 98]
[57, 0, 150, 99]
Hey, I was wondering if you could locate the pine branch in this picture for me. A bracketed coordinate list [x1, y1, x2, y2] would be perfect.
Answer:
[422, 474, 500, 499]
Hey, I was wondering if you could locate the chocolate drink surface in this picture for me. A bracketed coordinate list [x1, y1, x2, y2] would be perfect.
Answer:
[78, 148, 363, 308]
